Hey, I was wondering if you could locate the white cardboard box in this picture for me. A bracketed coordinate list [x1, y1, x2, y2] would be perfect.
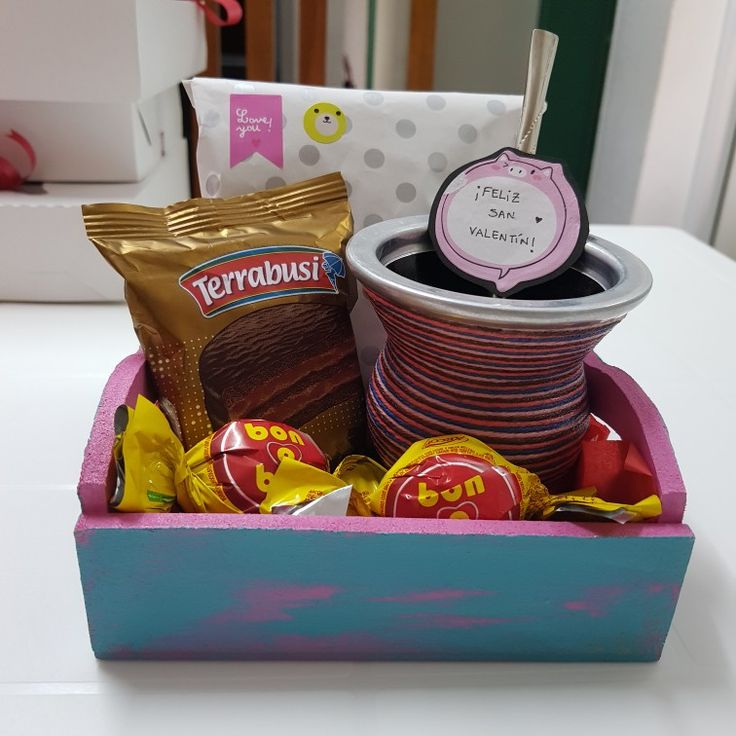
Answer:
[0, 87, 184, 182]
[0, 1, 206, 103]
[0, 138, 191, 302]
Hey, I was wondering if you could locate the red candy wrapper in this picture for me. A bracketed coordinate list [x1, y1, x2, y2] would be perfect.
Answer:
[369, 435, 547, 520]
[575, 416, 658, 505]
[198, 419, 330, 512]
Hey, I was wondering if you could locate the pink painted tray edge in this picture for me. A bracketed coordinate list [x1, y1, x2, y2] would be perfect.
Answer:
[76, 351, 690, 536]
[585, 352, 686, 524]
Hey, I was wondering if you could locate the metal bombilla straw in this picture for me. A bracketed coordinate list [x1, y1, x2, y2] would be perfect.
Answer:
[474, 29, 556, 299]
[516, 29, 559, 155]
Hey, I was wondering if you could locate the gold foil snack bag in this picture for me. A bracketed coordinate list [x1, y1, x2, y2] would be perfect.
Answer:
[84, 173, 365, 459]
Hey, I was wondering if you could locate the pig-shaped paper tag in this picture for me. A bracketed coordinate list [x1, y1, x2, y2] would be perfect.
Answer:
[429, 147, 588, 296]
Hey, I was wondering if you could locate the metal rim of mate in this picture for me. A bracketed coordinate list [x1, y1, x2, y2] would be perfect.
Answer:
[347, 215, 653, 326]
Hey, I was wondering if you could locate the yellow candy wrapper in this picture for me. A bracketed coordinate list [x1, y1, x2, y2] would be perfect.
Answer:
[540, 490, 663, 524]
[334, 455, 387, 516]
[260, 457, 350, 514]
[112, 395, 349, 515]
[112, 395, 241, 513]
[111, 398, 182, 512]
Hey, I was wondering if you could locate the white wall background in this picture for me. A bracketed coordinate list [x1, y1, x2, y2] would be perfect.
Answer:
[369, 0, 537, 93]
[588, 0, 736, 256]
[433, 0, 539, 94]
[372, 0, 411, 90]
[340, 0, 369, 88]
[586, 0, 674, 226]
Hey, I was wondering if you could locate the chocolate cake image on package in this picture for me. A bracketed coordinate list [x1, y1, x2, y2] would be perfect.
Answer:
[83, 173, 365, 462]
[200, 302, 365, 459]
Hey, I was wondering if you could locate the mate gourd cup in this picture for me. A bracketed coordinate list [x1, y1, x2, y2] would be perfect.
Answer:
[347, 215, 653, 486]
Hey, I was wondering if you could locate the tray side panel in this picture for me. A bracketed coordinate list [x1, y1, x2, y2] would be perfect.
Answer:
[75, 525, 693, 662]
[585, 354, 687, 523]
[78, 351, 148, 515]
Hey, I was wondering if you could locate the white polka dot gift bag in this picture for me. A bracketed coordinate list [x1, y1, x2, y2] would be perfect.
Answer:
[188, 78, 521, 230]
[187, 78, 522, 376]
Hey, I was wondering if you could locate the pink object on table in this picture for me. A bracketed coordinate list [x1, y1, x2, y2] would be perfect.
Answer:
[0, 130, 36, 190]
[191, 0, 243, 27]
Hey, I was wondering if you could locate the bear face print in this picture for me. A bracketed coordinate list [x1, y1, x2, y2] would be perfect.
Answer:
[304, 102, 348, 144]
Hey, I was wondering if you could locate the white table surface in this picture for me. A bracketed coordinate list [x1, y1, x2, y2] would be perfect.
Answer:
[1, 225, 735, 735]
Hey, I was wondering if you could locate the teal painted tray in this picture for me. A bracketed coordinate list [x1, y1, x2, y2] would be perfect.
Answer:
[75, 352, 693, 661]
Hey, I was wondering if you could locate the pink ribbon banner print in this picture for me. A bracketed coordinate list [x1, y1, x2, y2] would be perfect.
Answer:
[229, 94, 283, 169]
